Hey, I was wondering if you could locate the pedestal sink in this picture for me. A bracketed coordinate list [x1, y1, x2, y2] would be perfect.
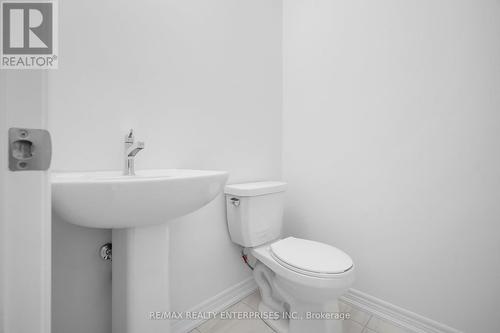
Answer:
[51, 169, 229, 333]
[52, 169, 228, 228]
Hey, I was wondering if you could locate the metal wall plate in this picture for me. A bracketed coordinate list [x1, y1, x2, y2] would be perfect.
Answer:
[99, 243, 112, 261]
[9, 128, 52, 171]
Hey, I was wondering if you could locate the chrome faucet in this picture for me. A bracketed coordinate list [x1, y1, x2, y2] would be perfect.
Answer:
[124, 129, 145, 176]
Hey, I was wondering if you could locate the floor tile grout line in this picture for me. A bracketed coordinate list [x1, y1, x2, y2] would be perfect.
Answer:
[349, 314, 372, 327]
[362, 314, 374, 332]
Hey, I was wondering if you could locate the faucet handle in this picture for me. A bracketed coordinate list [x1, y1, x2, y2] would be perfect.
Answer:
[125, 129, 134, 143]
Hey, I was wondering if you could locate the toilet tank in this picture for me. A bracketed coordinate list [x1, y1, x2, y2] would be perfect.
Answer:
[225, 181, 287, 247]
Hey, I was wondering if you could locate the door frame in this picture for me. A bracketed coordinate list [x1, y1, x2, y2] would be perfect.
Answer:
[0, 70, 51, 333]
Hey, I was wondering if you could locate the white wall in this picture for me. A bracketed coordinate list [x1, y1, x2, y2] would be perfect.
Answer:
[283, 1, 500, 332]
[49, 0, 282, 332]
[51, 218, 112, 333]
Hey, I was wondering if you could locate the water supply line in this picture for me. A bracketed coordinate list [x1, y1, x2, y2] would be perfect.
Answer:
[241, 247, 254, 270]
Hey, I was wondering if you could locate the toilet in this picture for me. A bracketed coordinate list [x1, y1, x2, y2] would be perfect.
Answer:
[225, 181, 355, 333]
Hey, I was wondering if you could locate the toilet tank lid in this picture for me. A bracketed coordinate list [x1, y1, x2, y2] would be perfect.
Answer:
[224, 181, 287, 197]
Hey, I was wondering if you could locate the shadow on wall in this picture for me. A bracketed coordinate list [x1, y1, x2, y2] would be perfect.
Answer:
[52, 216, 112, 333]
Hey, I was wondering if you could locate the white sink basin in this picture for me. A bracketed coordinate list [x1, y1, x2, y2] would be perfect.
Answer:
[52, 169, 229, 229]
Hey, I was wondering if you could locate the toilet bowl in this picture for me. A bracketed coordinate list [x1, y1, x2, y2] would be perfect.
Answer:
[225, 182, 355, 333]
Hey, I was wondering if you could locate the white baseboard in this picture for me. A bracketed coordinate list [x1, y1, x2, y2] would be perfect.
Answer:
[171, 277, 258, 333]
[341, 289, 463, 333]
[171, 279, 461, 333]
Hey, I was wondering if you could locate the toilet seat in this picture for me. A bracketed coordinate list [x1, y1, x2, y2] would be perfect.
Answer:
[270, 237, 353, 278]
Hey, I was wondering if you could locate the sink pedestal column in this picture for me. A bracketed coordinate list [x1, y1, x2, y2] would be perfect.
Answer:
[112, 223, 170, 333]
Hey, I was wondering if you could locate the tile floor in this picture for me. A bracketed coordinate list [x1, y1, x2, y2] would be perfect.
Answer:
[189, 291, 414, 333]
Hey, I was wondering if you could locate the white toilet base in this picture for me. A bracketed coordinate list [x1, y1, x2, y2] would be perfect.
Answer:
[251, 253, 353, 333]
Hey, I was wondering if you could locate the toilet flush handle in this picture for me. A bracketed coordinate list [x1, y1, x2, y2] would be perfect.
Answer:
[230, 197, 240, 207]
